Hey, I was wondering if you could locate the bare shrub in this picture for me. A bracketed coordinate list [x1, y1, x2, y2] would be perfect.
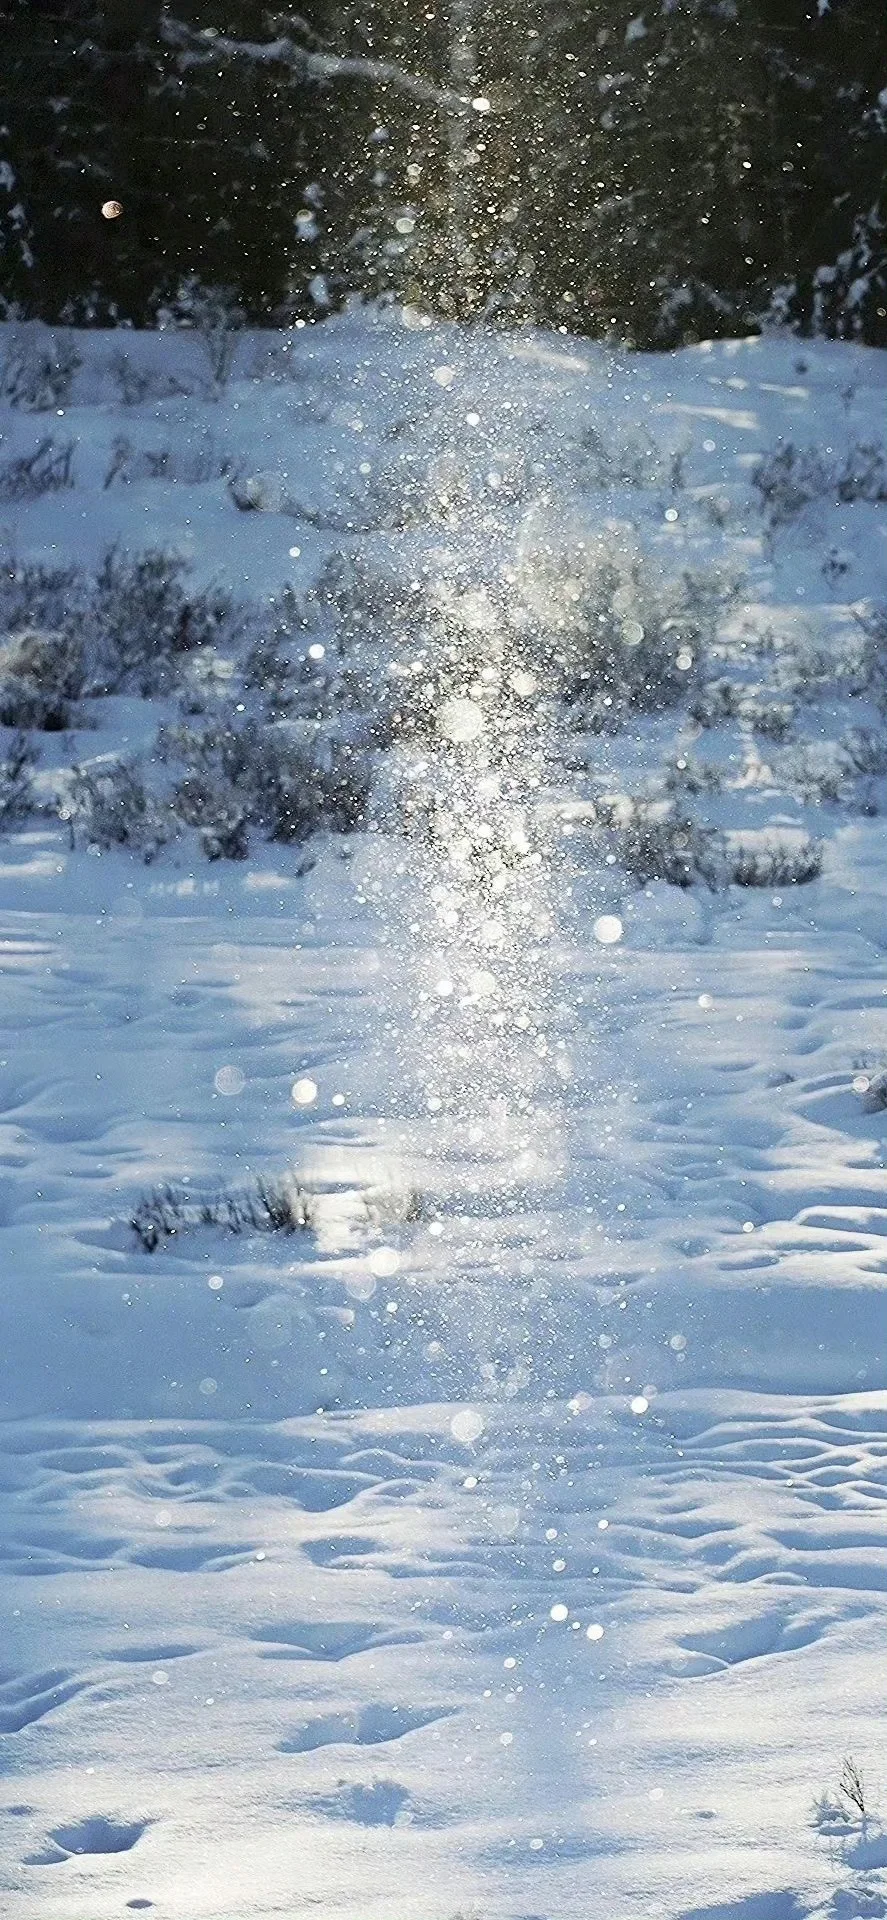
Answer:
[106, 349, 194, 406]
[89, 548, 232, 695]
[0, 436, 74, 502]
[0, 559, 83, 637]
[596, 799, 724, 889]
[159, 278, 244, 390]
[0, 731, 35, 829]
[726, 835, 823, 887]
[754, 441, 887, 524]
[839, 1757, 868, 1820]
[65, 761, 172, 862]
[165, 717, 370, 851]
[0, 327, 81, 409]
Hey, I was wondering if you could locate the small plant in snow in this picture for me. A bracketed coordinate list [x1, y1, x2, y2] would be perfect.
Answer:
[131, 1176, 316, 1251]
[363, 1186, 427, 1229]
[0, 730, 35, 830]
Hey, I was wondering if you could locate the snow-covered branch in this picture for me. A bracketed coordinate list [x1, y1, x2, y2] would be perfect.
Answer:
[159, 14, 474, 118]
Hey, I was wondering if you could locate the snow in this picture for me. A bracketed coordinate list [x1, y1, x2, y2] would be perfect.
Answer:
[0, 306, 886, 1919]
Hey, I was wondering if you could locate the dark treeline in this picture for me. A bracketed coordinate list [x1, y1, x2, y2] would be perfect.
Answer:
[0, 0, 884, 346]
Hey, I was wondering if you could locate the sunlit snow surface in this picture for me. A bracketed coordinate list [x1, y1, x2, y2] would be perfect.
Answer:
[0, 310, 886, 1919]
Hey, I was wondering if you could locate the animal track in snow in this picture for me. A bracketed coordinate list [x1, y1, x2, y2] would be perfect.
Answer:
[28, 1815, 149, 1864]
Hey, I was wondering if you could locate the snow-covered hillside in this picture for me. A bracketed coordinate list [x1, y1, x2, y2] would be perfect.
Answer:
[0, 309, 886, 1920]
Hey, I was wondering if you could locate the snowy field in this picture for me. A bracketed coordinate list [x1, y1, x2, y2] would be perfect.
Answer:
[0, 308, 886, 1920]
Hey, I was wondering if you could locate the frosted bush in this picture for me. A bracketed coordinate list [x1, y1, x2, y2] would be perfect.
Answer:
[89, 549, 233, 695]
[726, 835, 823, 887]
[754, 441, 887, 524]
[163, 716, 371, 852]
[594, 797, 723, 889]
[0, 326, 81, 410]
[0, 628, 84, 730]
[131, 1176, 315, 1251]
[66, 760, 172, 862]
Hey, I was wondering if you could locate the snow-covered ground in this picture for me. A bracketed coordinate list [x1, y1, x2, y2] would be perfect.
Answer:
[0, 308, 886, 1920]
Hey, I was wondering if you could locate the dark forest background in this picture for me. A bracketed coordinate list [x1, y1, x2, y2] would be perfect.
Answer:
[1, 0, 884, 347]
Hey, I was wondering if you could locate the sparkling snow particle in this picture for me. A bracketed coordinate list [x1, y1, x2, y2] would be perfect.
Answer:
[650, 1787, 664, 1800]
[308, 643, 325, 660]
[395, 215, 416, 234]
[288, 545, 301, 558]
[741, 1220, 755, 1234]
[552, 1557, 566, 1572]
[463, 1475, 478, 1489]
[345, 1271, 377, 1302]
[593, 915, 623, 945]
[500, 1731, 514, 1746]
[207, 1274, 224, 1291]
[466, 411, 481, 427]
[214, 1064, 245, 1096]
[664, 507, 679, 522]
[451, 1408, 485, 1446]
[503, 1656, 517, 1669]
[676, 648, 694, 671]
[439, 696, 484, 743]
[154, 1509, 172, 1529]
[703, 438, 716, 452]
[472, 95, 492, 113]
[550, 1603, 569, 1622]
[545, 1527, 558, 1541]
[586, 1623, 604, 1641]
[529, 1836, 545, 1851]
[509, 668, 537, 697]
[291, 1076, 318, 1107]
[332, 1092, 346, 1107]
[630, 1395, 649, 1415]
[470, 968, 497, 999]
[101, 199, 123, 219]
[368, 1245, 400, 1279]
[669, 1333, 687, 1351]
[622, 620, 645, 647]
[152, 1670, 169, 1686]
[435, 977, 454, 997]
[433, 365, 457, 387]
[698, 993, 713, 1009]
[199, 1377, 218, 1396]
[597, 1518, 609, 1530]
[852, 1074, 871, 1094]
